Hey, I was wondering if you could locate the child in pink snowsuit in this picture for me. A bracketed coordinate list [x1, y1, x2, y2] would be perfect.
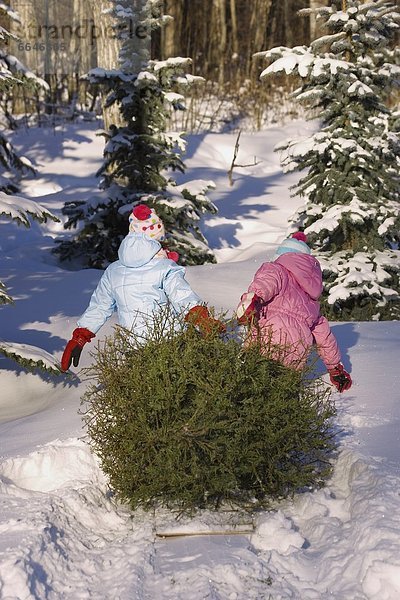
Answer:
[235, 233, 352, 392]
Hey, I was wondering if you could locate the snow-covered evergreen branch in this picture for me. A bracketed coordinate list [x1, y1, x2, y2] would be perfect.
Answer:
[258, 0, 400, 320]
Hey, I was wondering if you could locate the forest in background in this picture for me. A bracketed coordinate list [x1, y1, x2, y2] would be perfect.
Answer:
[0, 0, 353, 130]
[1, 0, 399, 132]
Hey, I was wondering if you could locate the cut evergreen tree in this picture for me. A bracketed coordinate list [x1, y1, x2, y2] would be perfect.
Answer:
[55, 0, 217, 269]
[81, 308, 336, 514]
[256, 0, 400, 320]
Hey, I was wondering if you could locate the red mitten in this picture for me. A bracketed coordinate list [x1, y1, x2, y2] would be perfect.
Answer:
[236, 292, 261, 325]
[61, 327, 95, 372]
[185, 305, 226, 336]
[329, 363, 352, 392]
[166, 250, 179, 262]
[292, 232, 307, 242]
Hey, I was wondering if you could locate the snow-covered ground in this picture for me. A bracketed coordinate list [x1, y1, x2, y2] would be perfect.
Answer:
[0, 120, 400, 599]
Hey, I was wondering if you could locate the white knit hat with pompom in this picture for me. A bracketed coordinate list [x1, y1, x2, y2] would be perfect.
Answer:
[129, 204, 165, 242]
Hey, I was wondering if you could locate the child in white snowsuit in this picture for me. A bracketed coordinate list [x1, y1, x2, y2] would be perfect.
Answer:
[61, 204, 222, 371]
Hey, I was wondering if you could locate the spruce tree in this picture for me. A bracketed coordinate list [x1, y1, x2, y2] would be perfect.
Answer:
[0, 4, 60, 371]
[56, 0, 217, 269]
[82, 310, 336, 513]
[0, 3, 53, 304]
[0, 3, 37, 193]
[0, 191, 60, 372]
[257, 0, 400, 320]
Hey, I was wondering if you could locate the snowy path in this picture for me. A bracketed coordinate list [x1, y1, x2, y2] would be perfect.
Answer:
[0, 439, 155, 599]
[1, 123, 400, 599]
[1, 321, 400, 599]
[1, 432, 400, 599]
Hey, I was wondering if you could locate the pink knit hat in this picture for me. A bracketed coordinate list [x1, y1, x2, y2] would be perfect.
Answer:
[129, 204, 166, 241]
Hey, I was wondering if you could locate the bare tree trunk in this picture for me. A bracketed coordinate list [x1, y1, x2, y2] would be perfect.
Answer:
[87, 0, 121, 128]
[309, 0, 329, 41]
[248, 0, 272, 80]
[162, 0, 184, 58]
[71, 0, 93, 76]
[88, 0, 119, 71]
[229, 0, 238, 56]
[265, 0, 309, 48]
[209, 0, 227, 84]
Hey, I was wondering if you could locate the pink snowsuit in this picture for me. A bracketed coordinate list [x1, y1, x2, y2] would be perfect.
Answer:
[246, 252, 341, 370]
